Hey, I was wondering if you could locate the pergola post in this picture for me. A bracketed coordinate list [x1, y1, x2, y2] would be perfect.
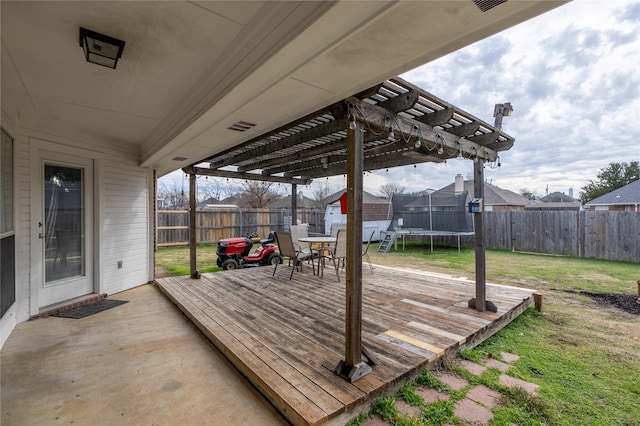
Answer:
[470, 161, 495, 312]
[334, 121, 376, 382]
[189, 172, 200, 279]
[291, 183, 298, 226]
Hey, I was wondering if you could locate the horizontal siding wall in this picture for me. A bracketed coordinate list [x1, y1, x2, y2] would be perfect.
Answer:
[14, 135, 31, 322]
[102, 159, 149, 294]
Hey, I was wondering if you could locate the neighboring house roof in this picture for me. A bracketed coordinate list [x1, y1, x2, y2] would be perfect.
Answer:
[540, 191, 576, 202]
[584, 179, 640, 206]
[268, 194, 318, 209]
[434, 180, 530, 207]
[197, 196, 243, 209]
[524, 201, 581, 211]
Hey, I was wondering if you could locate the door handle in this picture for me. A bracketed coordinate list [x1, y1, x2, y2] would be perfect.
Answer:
[38, 222, 44, 239]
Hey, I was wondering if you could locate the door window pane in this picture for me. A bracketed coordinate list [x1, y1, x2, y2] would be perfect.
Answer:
[44, 164, 85, 283]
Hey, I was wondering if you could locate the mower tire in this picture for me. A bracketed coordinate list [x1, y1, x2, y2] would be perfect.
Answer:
[265, 253, 283, 266]
[222, 259, 239, 270]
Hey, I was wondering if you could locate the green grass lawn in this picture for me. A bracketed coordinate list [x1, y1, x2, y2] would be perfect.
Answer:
[157, 243, 640, 425]
[155, 244, 222, 276]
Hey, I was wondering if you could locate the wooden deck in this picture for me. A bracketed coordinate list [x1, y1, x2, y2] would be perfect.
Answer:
[156, 264, 534, 426]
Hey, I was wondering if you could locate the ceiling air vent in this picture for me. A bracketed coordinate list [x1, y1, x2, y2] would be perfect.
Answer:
[228, 121, 256, 132]
[472, 0, 508, 12]
[172, 156, 188, 162]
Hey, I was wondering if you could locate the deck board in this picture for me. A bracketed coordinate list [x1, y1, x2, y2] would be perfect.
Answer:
[156, 263, 534, 426]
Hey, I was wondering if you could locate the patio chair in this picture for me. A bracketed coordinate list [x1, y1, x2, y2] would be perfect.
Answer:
[289, 224, 313, 256]
[362, 230, 375, 274]
[273, 232, 313, 280]
[327, 229, 347, 282]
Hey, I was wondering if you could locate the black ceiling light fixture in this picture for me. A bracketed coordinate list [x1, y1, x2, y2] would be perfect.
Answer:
[79, 27, 125, 69]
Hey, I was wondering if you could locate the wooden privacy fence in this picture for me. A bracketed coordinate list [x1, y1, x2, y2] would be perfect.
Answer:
[431, 211, 639, 263]
[157, 209, 324, 247]
[158, 209, 639, 262]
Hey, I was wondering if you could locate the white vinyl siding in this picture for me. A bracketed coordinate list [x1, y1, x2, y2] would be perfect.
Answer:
[101, 159, 149, 294]
[10, 132, 152, 325]
[14, 136, 32, 323]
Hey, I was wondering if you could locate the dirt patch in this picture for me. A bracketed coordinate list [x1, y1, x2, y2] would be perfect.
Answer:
[557, 290, 640, 315]
[581, 291, 640, 315]
[155, 266, 173, 278]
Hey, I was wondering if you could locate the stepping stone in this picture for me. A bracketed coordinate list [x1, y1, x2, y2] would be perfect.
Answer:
[501, 352, 520, 363]
[499, 374, 540, 395]
[485, 358, 511, 372]
[415, 387, 450, 403]
[454, 398, 493, 425]
[434, 371, 468, 390]
[395, 399, 421, 418]
[362, 414, 391, 425]
[459, 359, 487, 376]
[466, 384, 501, 408]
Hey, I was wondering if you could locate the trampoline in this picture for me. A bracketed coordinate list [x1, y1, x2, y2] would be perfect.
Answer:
[388, 190, 474, 252]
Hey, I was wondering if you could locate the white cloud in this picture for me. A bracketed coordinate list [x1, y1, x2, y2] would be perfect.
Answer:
[160, 0, 640, 201]
[400, 0, 640, 198]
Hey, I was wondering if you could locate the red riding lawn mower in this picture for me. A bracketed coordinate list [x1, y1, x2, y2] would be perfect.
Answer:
[216, 231, 282, 270]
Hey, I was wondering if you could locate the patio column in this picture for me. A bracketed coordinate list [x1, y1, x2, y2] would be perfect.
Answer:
[335, 121, 376, 382]
[291, 183, 297, 226]
[189, 172, 200, 279]
[470, 161, 495, 312]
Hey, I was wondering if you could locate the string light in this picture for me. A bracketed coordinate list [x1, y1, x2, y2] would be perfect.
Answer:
[457, 140, 463, 159]
[385, 115, 395, 141]
[437, 143, 444, 155]
[348, 113, 356, 130]
[414, 126, 421, 148]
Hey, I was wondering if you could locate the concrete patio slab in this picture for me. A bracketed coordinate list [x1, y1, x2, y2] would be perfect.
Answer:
[0, 283, 286, 426]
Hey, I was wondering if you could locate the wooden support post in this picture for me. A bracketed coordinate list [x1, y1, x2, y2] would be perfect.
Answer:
[469, 161, 496, 312]
[189, 173, 200, 279]
[534, 293, 544, 312]
[335, 121, 372, 382]
[291, 183, 298, 226]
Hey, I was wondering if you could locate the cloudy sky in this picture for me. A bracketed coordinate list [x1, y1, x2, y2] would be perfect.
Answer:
[160, 0, 639, 201]
[326, 0, 640, 199]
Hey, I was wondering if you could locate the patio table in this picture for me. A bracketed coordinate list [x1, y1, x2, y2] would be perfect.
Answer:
[298, 236, 336, 277]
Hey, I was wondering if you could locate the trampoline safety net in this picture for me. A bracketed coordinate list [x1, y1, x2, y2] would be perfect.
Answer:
[389, 191, 473, 232]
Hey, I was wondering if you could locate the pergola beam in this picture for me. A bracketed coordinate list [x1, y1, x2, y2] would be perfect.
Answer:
[263, 137, 405, 176]
[445, 120, 480, 137]
[210, 118, 348, 169]
[292, 149, 442, 180]
[183, 165, 311, 185]
[347, 97, 498, 162]
[376, 88, 419, 113]
[415, 107, 454, 126]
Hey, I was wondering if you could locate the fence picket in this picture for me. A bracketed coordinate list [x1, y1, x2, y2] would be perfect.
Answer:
[157, 209, 639, 262]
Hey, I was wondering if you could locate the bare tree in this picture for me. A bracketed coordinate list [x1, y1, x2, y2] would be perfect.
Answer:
[519, 188, 541, 200]
[239, 181, 282, 208]
[379, 183, 405, 199]
[157, 179, 189, 210]
[197, 176, 228, 203]
[311, 181, 334, 201]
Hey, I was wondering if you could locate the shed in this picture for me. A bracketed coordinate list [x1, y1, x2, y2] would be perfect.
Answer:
[323, 190, 391, 241]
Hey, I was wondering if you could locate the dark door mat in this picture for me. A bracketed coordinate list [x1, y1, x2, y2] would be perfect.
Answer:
[52, 299, 128, 319]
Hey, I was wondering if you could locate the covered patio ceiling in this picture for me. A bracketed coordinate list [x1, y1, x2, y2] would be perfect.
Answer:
[183, 77, 514, 184]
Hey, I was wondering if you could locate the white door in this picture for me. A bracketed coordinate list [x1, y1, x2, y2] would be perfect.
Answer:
[39, 152, 93, 307]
